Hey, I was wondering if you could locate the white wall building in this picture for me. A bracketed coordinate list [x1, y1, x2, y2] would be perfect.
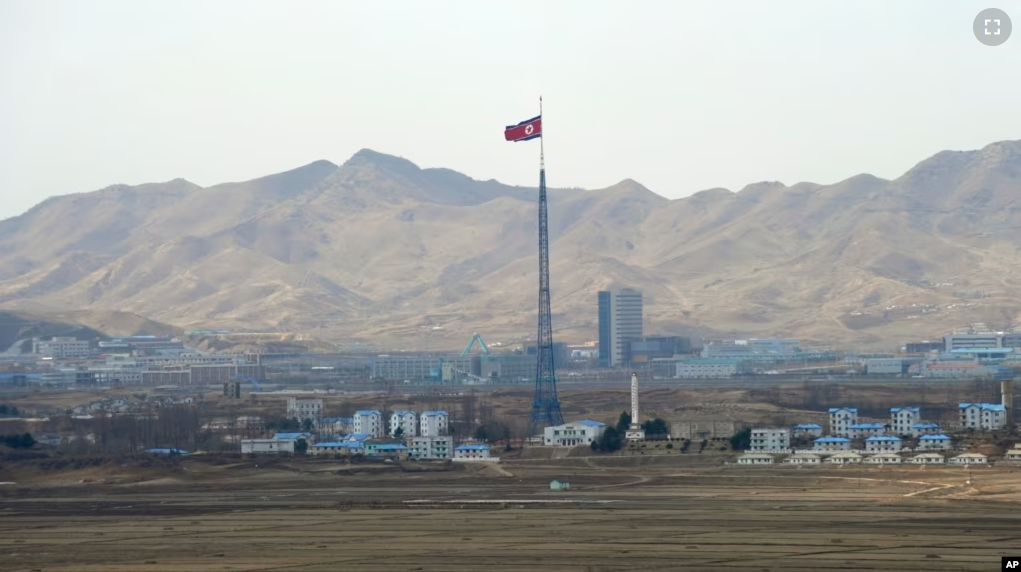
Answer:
[544, 420, 607, 447]
[354, 410, 384, 438]
[737, 453, 774, 465]
[849, 423, 887, 438]
[828, 407, 858, 437]
[408, 435, 453, 459]
[865, 436, 903, 452]
[241, 438, 295, 454]
[34, 337, 92, 358]
[454, 444, 491, 459]
[749, 428, 790, 452]
[890, 407, 921, 435]
[675, 360, 740, 378]
[601, 288, 643, 367]
[949, 453, 988, 465]
[390, 410, 418, 437]
[959, 403, 1007, 430]
[286, 398, 323, 423]
[917, 434, 952, 451]
[792, 424, 824, 438]
[813, 436, 852, 452]
[420, 410, 449, 437]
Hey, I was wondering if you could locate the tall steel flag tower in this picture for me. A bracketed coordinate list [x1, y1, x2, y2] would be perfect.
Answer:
[504, 98, 564, 428]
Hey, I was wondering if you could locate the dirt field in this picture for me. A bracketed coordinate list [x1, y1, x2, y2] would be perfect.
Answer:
[2, 455, 1020, 572]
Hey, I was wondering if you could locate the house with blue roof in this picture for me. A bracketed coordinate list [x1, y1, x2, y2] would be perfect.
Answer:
[792, 423, 823, 438]
[274, 432, 311, 441]
[309, 441, 364, 456]
[917, 434, 952, 451]
[320, 417, 354, 435]
[420, 410, 449, 437]
[959, 403, 1007, 430]
[354, 410, 383, 438]
[454, 444, 491, 460]
[543, 420, 607, 447]
[828, 407, 858, 437]
[890, 407, 921, 435]
[390, 409, 418, 438]
[849, 423, 888, 438]
[911, 422, 940, 436]
[864, 435, 903, 453]
[342, 433, 371, 443]
[813, 436, 852, 452]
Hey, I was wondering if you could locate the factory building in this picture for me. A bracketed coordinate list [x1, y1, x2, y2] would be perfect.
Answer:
[597, 288, 643, 367]
[372, 355, 473, 382]
[478, 354, 535, 382]
[675, 359, 746, 378]
[628, 336, 693, 365]
[190, 364, 266, 384]
[33, 337, 92, 358]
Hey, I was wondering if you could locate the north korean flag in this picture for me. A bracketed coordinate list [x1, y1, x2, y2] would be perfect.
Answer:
[504, 115, 542, 142]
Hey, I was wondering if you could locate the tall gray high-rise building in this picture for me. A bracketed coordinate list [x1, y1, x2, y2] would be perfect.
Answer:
[597, 288, 643, 367]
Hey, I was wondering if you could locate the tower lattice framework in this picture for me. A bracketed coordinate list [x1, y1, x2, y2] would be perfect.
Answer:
[530, 132, 564, 429]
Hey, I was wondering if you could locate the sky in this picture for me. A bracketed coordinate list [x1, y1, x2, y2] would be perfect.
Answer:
[1, 0, 1019, 220]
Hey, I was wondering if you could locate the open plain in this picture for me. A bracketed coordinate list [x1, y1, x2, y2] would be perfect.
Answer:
[2, 454, 1021, 572]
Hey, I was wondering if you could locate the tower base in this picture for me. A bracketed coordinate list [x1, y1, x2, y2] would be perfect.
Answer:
[626, 425, 645, 441]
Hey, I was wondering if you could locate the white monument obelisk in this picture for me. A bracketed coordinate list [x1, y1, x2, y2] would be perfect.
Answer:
[625, 372, 645, 441]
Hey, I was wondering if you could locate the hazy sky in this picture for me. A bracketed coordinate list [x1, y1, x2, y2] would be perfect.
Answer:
[1, 0, 1018, 220]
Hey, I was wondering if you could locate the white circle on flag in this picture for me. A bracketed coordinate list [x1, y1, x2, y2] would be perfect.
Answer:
[525, 125, 534, 135]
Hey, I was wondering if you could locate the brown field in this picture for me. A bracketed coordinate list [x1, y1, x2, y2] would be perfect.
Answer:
[3, 454, 1021, 572]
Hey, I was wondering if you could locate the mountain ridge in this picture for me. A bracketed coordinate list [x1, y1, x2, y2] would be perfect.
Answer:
[3, 140, 1021, 349]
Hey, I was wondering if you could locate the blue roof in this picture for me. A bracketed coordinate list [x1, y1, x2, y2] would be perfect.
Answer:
[575, 420, 605, 427]
[849, 423, 886, 430]
[828, 407, 857, 413]
[890, 407, 920, 413]
[373, 444, 408, 451]
[865, 436, 902, 442]
[919, 434, 951, 440]
[912, 422, 940, 428]
[422, 410, 448, 416]
[321, 417, 353, 424]
[456, 444, 490, 450]
[815, 437, 851, 443]
[793, 423, 822, 429]
[313, 442, 344, 448]
[147, 448, 188, 454]
[392, 410, 417, 416]
[356, 410, 381, 416]
[343, 433, 370, 442]
[274, 432, 310, 440]
[959, 403, 1006, 411]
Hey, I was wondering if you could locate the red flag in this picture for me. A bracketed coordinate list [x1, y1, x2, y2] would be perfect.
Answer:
[504, 116, 542, 142]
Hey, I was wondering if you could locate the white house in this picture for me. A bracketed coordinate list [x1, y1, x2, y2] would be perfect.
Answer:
[917, 434, 952, 451]
[286, 398, 323, 423]
[912, 422, 941, 436]
[784, 453, 821, 465]
[749, 428, 790, 452]
[390, 410, 418, 437]
[544, 420, 607, 447]
[890, 407, 921, 435]
[949, 452, 988, 465]
[354, 410, 384, 438]
[737, 453, 774, 465]
[910, 452, 945, 464]
[849, 423, 887, 438]
[1004, 444, 1021, 462]
[959, 403, 1007, 430]
[420, 410, 449, 437]
[828, 407, 858, 437]
[813, 436, 852, 452]
[454, 444, 491, 459]
[792, 424, 824, 438]
[825, 452, 863, 464]
[865, 435, 903, 452]
[241, 438, 295, 454]
[865, 452, 902, 464]
[408, 435, 454, 459]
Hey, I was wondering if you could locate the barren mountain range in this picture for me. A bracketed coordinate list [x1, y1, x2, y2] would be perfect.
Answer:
[2, 141, 1021, 350]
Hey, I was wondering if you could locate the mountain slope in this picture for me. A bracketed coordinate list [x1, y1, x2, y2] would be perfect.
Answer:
[2, 141, 1021, 349]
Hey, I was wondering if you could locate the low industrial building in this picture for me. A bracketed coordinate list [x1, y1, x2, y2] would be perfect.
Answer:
[544, 420, 607, 447]
[241, 438, 295, 454]
[675, 359, 746, 378]
[672, 420, 743, 440]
